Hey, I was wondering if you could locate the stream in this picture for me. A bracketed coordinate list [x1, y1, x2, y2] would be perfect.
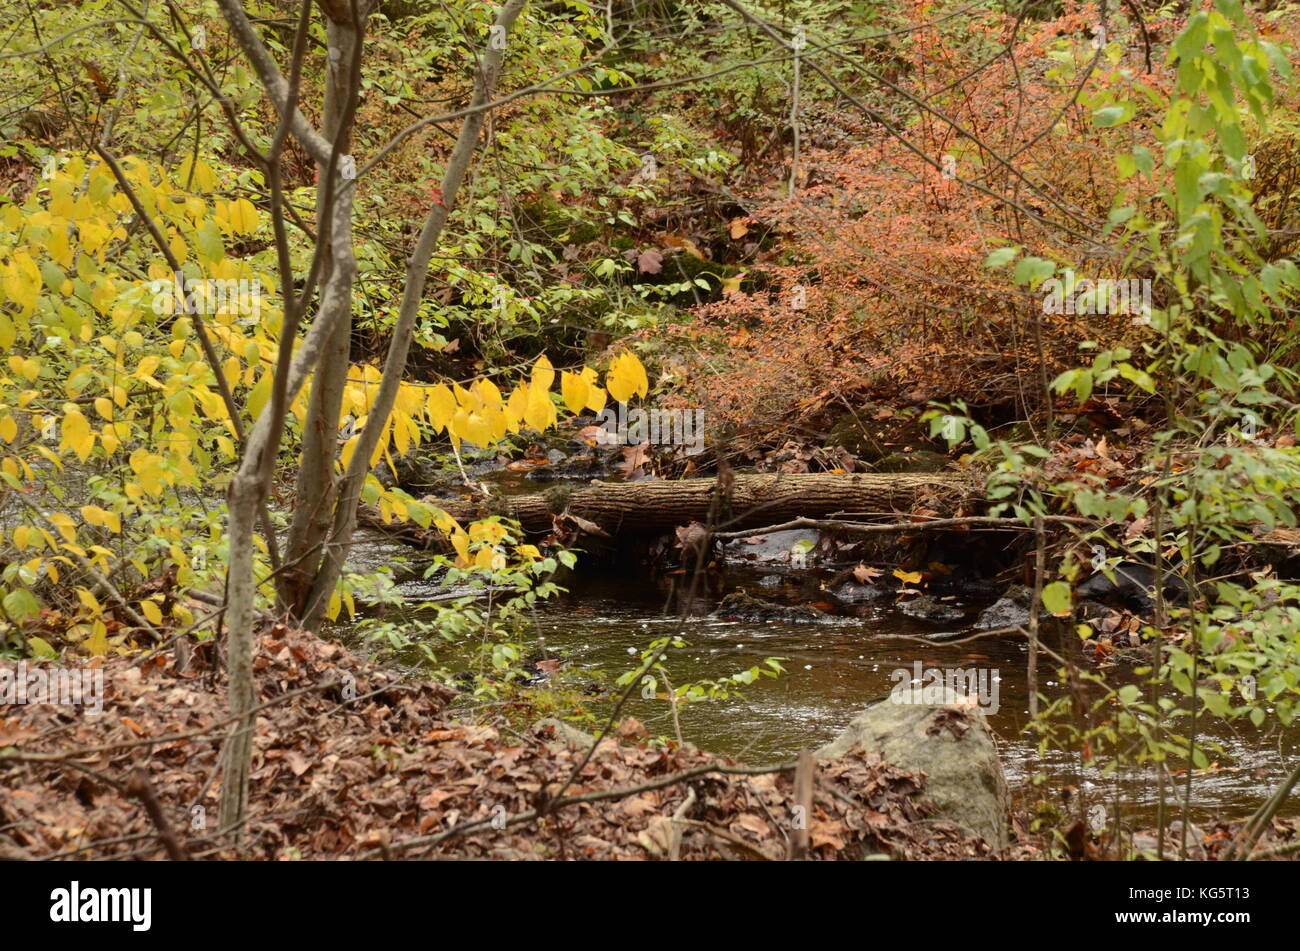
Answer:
[342, 526, 1300, 825]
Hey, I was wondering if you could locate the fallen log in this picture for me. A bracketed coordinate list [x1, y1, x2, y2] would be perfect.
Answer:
[426, 471, 975, 535]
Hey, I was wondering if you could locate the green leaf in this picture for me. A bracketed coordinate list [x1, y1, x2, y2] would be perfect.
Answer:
[984, 246, 1020, 269]
[1041, 581, 1072, 616]
[3, 587, 41, 623]
[1092, 105, 1131, 128]
[1013, 256, 1056, 289]
[27, 635, 58, 659]
[1132, 146, 1155, 176]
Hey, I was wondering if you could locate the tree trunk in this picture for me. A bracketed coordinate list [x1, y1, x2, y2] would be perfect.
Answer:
[430, 472, 973, 535]
[279, 12, 362, 617]
[298, 0, 529, 629]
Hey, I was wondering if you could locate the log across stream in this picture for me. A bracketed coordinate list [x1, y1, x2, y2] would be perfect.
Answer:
[430, 471, 975, 534]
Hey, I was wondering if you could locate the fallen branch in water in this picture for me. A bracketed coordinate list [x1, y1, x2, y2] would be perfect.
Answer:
[715, 513, 1096, 541]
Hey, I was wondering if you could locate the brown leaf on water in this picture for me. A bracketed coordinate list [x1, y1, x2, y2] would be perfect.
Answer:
[853, 563, 883, 583]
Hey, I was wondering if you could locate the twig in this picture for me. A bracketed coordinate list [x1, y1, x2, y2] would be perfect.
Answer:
[0, 678, 337, 764]
[789, 748, 814, 860]
[1225, 758, 1300, 860]
[677, 817, 775, 860]
[669, 786, 697, 861]
[714, 514, 1095, 541]
[377, 760, 796, 859]
[126, 770, 191, 860]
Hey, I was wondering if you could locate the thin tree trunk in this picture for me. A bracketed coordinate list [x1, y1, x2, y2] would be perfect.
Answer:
[215, 0, 366, 834]
[281, 12, 362, 615]
[299, 0, 529, 628]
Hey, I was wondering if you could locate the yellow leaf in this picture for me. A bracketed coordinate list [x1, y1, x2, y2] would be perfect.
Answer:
[720, 274, 745, 294]
[392, 413, 412, 458]
[461, 412, 490, 448]
[425, 384, 456, 432]
[474, 545, 501, 571]
[561, 371, 589, 415]
[482, 404, 508, 441]
[524, 379, 555, 432]
[47, 512, 77, 543]
[531, 353, 556, 391]
[84, 622, 110, 656]
[506, 385, 527, 430]
[475, 378, 503, 410]
[450, 530, 470, 565]
[893, 569, 923, 585]
[0, 415, 16, 443]
[93, 397, 114, 420]
[60, 409, 94, 461]
[606, 353, 635, 403]
[246, 370, 272, 420]
[140, 599, 164, 625]
[228, 198, 259, 235]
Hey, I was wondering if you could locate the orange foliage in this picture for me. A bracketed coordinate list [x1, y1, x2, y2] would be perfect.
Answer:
[662, 2, 1300, 437]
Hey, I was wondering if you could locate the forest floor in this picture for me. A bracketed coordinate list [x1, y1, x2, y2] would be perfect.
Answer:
[3, 621, 1296, 861]
[2, 621, 1006, 861]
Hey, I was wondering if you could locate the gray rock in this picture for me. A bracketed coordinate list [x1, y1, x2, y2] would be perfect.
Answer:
[975, 596, 1031, 629]
[899, 595, 965, 622]
[531, 717, 597, 750]
[815, 700, 1009, 848]
[1076, 562, 1190, 616]
[830, 581, 888, 603]
[724, 528, 821, 567]
[712, 591, 828, 623]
